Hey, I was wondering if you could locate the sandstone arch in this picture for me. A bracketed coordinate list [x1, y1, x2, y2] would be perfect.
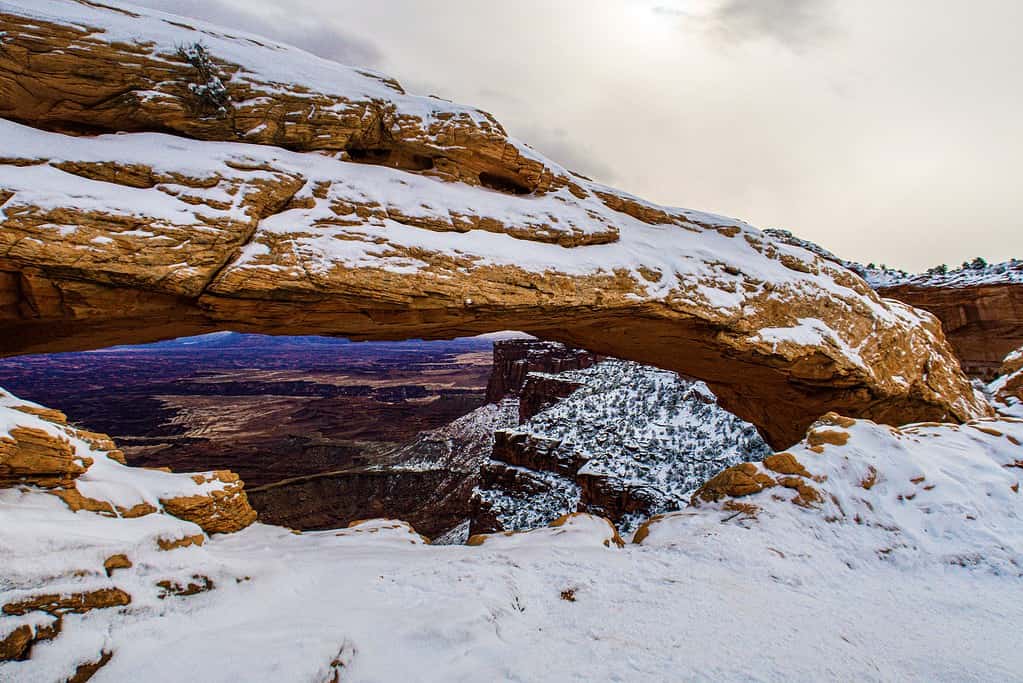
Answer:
[0, 1, 989, 448]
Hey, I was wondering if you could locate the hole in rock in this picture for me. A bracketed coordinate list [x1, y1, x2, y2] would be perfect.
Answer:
[478, 171, 532, 195]
[345, 146, 435, 172]
[0, 332, 770, 542]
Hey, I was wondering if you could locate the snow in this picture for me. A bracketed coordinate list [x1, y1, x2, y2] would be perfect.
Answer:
[475, 360, 769, 532]
[981, 348, 1023, 418]
[753, 317, 867, 369]
[987, 371, 1023, 419]
[0, 388, 235, 514]
[0, 118, 922, 375]
[3, 387, 1023, 680]
[0, 0, 498, 138]
[476, 464, 583, 532]
[391, 399, 519, 473]
[1, 1, 1020, 676]
[641, 415, 1023, 573]
[0, 0, 928, 376]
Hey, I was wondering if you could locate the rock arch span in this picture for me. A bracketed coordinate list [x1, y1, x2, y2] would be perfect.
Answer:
[0, 0, 988, 448]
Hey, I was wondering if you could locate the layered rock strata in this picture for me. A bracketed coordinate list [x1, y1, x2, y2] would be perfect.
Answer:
[0, 388, 256, 534]
[766, 229, 1023, 379]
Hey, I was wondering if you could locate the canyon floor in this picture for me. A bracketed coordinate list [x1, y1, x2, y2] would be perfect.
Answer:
[0, 333, 493, 489]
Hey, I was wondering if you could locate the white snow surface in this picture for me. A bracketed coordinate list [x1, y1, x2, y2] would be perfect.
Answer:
[3, 388, 1023, 680]
[391, 399, 519, 473]
[0, 117, 886, 318]
[0, 0, 499, 136]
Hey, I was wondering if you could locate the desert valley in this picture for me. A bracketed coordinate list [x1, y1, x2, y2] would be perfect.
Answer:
[1, 1, 1022, 681]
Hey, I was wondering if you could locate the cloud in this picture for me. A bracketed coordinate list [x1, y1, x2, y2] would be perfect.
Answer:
[128, 0, 383, 69]
[706, 0, 837, 50]
[511, 125, 618, 184]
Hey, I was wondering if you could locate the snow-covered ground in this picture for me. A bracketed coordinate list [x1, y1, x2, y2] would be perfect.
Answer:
[3, 482, 1022, 681]
[3, 387, 1023, 680]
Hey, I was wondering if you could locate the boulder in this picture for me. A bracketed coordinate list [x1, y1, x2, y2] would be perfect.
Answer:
[160, 471, 258, 535]
[0, 425, 85, 488]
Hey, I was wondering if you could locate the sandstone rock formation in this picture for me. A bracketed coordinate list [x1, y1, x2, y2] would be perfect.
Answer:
[0, 388, 256, 534]
[160, 471, 257, 534]
[766, 229, 1023, 379]
[872, 283, 1023, 379]
[485, 339, 599, 404]
[989, 347, 1023, 418]
[0, 0, 989, 446]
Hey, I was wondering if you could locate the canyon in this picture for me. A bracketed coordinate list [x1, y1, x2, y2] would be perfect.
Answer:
[0, 334, 492, 488]
[1, 2, 1022, 681]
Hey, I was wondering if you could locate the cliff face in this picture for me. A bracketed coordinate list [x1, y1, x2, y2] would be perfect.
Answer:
[765, 229, 1023, 379]
[0, 0, 988, 449]
[471, 357, 771, 534]
[485, 340, 598, 403]
[246, 401, 519, 538]
[874, 283, 1023, 379]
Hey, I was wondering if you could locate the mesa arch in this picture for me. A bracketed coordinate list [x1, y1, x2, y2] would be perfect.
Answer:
[0, 0, 989, 449]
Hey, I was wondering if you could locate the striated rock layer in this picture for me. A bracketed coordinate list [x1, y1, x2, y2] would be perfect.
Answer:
[765, 229, 1023, 379]
[0, 388, 256, 535]
[0, 0, 988, 447]
[875, 284, 1023, 379]
[485, 339, 599, 404]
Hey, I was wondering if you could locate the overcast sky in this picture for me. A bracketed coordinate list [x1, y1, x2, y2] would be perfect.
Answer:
[136, 0, 1021, 271]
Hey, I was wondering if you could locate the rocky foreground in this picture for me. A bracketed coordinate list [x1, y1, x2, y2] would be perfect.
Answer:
[2, 348, 1023, 679]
